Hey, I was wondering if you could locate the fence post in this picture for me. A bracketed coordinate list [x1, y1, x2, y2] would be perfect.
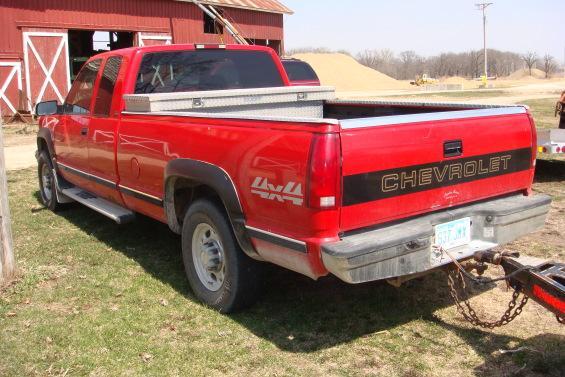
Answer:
[0, 117, 16, 283]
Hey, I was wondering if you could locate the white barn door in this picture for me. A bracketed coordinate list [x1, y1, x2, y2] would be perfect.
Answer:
[23, 30, 71, 112]
[0, 62, 23, 115]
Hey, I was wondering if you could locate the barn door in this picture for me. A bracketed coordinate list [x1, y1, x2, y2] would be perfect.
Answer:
[0, 62, 23, 116]
[23, 30, 71, 111]
[137, 33, 172, 47]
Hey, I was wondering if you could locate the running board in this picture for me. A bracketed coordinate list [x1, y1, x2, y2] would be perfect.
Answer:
[61, 188, 135, 224]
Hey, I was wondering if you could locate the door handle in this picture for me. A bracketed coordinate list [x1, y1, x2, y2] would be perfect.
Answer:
[444, 140, 463, 158]
[81, 127, 88, 136]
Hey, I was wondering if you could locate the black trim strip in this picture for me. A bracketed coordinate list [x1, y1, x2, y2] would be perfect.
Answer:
[57, 162, 164, 207]
[246, 227, 308, 253]
[343, 148, 532, 206]
[58, 163, 116, 190]
[118, 185, 164, 207]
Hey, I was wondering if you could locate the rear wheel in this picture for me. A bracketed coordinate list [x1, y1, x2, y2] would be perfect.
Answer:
[181, 199, 262, 312]
[37, 151, 58, 211]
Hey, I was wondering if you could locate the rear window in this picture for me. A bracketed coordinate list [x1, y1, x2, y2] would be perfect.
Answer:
[135, 50, 284, 94]
[282, 60, 319, 82]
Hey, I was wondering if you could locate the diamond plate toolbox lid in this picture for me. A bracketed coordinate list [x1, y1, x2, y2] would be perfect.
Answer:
[123, 86, 336, 113]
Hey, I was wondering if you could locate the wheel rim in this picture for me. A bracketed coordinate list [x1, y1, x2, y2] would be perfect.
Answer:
[40, 163, 53, 202]
[191, 223, 225, 292]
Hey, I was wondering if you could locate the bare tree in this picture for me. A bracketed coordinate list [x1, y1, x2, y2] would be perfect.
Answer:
[398, 50, 419, 80]
[353, 48, 525, 80]
[467, 50, 483, 78]
[542, 54, 556, 78]
[356, 50, 380, 68]
[521, 52, 538, 76]
[356, 49, 397, 77]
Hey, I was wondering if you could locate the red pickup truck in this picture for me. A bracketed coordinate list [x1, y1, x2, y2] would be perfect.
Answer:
[35, 44, 551, 312]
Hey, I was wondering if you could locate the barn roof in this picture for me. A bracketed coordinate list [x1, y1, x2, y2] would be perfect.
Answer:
[177, 0, 293, 15]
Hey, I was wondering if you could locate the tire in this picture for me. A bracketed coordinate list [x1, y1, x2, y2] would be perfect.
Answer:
[37, 150, 59, 211]
[181, 199, 262, 313]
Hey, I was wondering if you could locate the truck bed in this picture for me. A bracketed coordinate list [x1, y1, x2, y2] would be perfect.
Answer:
[123, 86, 526, 125]
[122, 89, 534, 231]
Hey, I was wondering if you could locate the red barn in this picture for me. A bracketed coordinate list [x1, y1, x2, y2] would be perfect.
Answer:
[0, 0, 292, 118]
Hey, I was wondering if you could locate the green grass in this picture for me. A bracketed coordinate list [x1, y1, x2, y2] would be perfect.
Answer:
[1, 169, 564, 377]
[520, 98, 560, 129]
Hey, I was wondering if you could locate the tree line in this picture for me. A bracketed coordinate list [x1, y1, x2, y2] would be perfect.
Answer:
[287, 47, 562, 80]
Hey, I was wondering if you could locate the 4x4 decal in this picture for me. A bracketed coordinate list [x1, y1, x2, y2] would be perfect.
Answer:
[251, 177, 304, 206]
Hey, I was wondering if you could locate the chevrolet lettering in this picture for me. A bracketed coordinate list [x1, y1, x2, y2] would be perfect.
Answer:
[343, 148, 532, 205]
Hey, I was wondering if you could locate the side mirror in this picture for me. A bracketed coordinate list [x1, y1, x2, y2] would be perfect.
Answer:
[35, 100, 59, 116]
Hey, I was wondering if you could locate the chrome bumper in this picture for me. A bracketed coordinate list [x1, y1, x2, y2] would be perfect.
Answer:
[322, 194, 552, 284]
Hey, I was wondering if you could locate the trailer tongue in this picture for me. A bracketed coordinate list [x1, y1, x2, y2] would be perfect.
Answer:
[443, 248, 564, 327]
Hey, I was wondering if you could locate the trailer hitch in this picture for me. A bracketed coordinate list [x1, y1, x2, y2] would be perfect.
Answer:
[438, 246, 565, 328]
[486, 252, 564, 323]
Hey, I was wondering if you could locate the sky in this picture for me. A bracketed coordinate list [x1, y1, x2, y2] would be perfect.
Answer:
[283, 0, 564, 61]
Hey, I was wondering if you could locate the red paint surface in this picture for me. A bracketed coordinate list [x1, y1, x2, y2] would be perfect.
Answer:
[340, 113, 535, 231]
[533, 285, 565, 314]
[288, 79, 321, 87]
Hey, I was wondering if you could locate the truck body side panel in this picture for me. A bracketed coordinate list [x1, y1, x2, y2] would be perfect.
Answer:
[116, 114, 340, 278]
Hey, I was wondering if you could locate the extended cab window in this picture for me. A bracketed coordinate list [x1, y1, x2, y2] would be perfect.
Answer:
[64, 59, 101, 114]
[283, 60, 319, 81]
[94, 56, 122, 117]
[135, 50, 284, 93]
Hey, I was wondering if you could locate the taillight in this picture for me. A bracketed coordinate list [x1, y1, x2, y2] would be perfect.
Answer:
[526, 109, 537, 168]
[308, 134, 341, 209]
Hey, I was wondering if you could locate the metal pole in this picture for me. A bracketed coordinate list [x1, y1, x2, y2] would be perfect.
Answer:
[208, 5, 248, 45]
[0, 116, 16, 283]
[476, 3, 493, 83]
[483, 7, 487, 78]
[191, 0, 247, 44]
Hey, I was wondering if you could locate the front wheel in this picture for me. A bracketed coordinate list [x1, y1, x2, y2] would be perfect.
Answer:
[37, 151, 59, 211]
[181, 199, 262, 313]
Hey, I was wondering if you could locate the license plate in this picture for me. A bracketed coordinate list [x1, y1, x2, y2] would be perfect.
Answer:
[434, 217, 471, 250]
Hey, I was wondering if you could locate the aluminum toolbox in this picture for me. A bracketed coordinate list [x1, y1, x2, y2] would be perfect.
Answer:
[123, 86, 336, 118]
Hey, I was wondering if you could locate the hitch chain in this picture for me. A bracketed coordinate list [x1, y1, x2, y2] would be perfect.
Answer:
[436, 245, 530, 329]
[446, 267, 529, 329]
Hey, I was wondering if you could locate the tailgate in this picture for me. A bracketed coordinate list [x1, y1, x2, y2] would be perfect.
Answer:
[339, 107, 535, 232]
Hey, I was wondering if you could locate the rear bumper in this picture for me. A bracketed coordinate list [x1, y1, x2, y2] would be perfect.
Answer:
[321, 194, 552, 284]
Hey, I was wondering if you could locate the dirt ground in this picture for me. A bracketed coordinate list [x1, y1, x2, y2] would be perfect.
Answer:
[1, 122, 37, 171]
[338, 78, 565, 100]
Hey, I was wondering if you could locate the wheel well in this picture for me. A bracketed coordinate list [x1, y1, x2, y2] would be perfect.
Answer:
[37, 138, 49, 155]
[164, 173, 259, 259]
[169, 177, 224, 231]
